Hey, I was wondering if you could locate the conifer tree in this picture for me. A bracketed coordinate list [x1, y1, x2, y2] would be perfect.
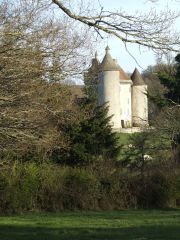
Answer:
[158, 54, 180, 104]
[65, 55, 121, 166]
[52, 68, 120, 166]
[68, 102, 120, 165]
[155, 54, 180, 164]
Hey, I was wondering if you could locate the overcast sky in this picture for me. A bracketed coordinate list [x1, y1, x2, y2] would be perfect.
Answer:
[93, 0, 180, 73]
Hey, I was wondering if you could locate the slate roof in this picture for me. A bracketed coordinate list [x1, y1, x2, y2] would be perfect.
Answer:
[88, 52, 100, 71]
[100, 46, 120, 71]
[100, 46, 131, 80]
[131, 68, 146, 86]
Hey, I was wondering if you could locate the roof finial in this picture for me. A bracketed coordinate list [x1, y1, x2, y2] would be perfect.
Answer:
[105, 45, 110, 53]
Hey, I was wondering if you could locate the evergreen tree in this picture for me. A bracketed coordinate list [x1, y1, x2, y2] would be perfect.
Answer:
[53, 99, 120, 166]
[52, 58, 121, 166]
[83, 53, 100, 104]
[156, 54, 180, 164]
[158, 54, 180, 104]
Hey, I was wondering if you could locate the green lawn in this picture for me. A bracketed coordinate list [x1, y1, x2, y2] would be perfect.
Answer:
[0, 210, 180, 240]
[117, 132, 131, 145]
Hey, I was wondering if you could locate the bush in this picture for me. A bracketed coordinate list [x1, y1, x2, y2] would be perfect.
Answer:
[136, 170, 177, 208]
[98, 171, 137, 210]
[62, 168, 99, 210]
[0, 173, 9, 213]
[37, 164, 65, 211]
[0, 162, 179, 213]
[2, 162, 40, 213]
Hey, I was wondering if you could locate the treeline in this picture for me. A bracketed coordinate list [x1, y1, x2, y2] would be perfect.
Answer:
[0, 163, 179, 213]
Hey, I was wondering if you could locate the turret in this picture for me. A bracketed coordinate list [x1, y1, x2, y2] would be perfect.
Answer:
[84, 52, 100, 85]
[131, 68, 148, 127]
[91, 51, 100, 72]
[98, 46, 121, 130]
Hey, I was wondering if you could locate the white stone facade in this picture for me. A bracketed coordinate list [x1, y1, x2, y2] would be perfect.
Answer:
[132, 85, 148, 127]
[98, 71, 121, 129]
[88, 47, 148, 132]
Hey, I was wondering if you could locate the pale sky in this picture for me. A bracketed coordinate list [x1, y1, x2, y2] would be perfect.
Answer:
[93, 0, 180, 73]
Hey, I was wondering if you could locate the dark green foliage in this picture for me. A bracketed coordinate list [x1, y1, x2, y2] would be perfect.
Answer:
[144, 54, 180, 109]
[174, 54, 180, 103]
[83, 57, 99, 103]
[69, 104, 120, 164]
[136, 170, 177, 208]
[53, 103, 120, 166]
[52, 54, 120, 166]
[144, 54, 180, 164]
[147, 93, 168, 108]
[62, 168, 99, 210]
[158, 54, 180, 104]
[0, 163, 179, 213]
[0, 163, 40, 213]
[119, 131, 169, 174]
[98, 171, 138, 209]
[0, 174, 8, 213]
[121, 132, 150, 173]
[158, 73, 177, 103]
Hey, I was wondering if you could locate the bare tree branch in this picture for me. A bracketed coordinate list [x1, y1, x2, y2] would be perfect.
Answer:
[52, 0, 180, 53]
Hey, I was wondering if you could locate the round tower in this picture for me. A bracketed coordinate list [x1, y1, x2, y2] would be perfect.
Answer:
[98, 46, 121, 130]
[131, 68, 148, 127]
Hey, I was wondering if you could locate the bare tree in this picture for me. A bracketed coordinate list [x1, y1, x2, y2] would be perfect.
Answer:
[0, 0, 91, 159]
[52, 0, 180, 54]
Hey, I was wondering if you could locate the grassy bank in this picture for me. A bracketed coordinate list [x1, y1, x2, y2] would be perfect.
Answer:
[0, 210, 180, 240]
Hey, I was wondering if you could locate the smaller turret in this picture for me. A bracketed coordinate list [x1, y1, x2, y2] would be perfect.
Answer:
[131, 68, 148, 127]
[90, 51, 100, 70]
[84, 52, 100, 86]
[131, 68, 146, 86]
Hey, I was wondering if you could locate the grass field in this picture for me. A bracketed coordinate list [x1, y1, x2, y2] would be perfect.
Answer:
[117, 132, 131, 145]
[0, 210, 180, 240]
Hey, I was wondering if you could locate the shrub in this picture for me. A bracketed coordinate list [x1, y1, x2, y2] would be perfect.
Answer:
[136, 170, 177, 208]
[4, 162, 40, 213]
[0, 162, 179, 213]
[98, 171, 138, 210]
[39, 164, 66, 211]
[62, 168, 99, 210]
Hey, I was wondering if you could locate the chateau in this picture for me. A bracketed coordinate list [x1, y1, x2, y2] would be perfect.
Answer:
[87, 46, 148, 132]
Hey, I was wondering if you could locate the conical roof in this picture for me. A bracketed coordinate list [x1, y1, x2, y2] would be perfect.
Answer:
[91, 58, 99, 68]
[118, 65, 131, 80]
[131, 68, 145, 85]
[100, 46, 120, 71]
[89, 52, 100, 71]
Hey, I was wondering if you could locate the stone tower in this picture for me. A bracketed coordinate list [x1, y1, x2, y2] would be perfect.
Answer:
[98, 46, 121, 129]
[131, 68, 148, 127]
